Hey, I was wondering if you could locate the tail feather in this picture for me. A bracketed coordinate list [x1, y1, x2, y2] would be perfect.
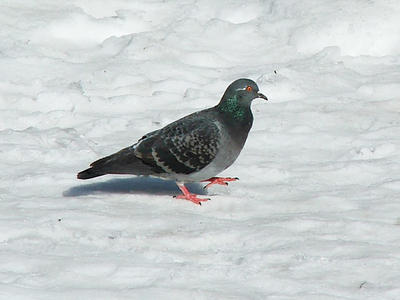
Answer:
[77, 168, 105, 179]
[77, 146, 160, 180]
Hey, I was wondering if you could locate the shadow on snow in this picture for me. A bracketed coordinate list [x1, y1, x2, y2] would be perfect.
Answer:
[63, 176, 206, 197]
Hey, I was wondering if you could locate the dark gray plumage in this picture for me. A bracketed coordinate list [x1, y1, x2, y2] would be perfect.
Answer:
[77, 78, 267, 204]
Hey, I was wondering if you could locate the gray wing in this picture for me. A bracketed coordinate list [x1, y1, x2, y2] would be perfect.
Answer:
[78, 114, 221, 179]
[134, 116, 221, 175]
[77, 129, 164, 179]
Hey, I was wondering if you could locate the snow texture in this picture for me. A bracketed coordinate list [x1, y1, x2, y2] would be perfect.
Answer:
[1, 0, 400, 299]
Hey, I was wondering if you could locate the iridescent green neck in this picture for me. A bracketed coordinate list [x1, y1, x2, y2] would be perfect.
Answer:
[218, 95, 248, 121]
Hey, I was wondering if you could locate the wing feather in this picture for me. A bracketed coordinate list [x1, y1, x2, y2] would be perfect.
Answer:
[135, 117, 220, 175]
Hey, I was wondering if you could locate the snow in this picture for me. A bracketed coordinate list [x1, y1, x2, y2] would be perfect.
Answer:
[1, 0, 400, 299]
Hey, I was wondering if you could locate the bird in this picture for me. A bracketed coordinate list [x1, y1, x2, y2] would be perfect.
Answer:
[77, 78, 268, 205]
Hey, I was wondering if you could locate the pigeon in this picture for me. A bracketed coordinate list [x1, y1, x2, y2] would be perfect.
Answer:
[77, 78, 268, 205]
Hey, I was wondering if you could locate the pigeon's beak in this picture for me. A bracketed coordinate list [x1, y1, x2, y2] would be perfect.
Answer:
[257, 92, 268, 101]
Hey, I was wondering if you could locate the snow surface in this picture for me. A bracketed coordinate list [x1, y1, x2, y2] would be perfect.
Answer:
[1, 0, 400, 299]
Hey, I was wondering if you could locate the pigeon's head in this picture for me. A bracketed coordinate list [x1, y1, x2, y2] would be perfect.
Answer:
[221, 78, 267, 107]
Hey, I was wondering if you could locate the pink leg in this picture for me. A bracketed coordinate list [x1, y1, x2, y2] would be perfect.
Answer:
[174, 183, 210, 205]
[202, 177, 239, 189]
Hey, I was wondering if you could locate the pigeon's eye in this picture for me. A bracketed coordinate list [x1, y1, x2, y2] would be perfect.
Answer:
[245, 86, 253, 92]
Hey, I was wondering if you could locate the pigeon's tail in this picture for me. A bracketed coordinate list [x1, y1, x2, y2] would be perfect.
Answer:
[77, 168, 105, 179]
[77, 146, 162, 180]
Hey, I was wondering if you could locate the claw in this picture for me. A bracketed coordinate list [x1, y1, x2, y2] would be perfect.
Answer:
[202, 177, 239, 189]
[175, 194, 209, 205]
[175, 183, 209, 205]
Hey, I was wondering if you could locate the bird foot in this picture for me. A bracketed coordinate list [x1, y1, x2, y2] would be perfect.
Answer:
[202, 177, 239, 189]
[175, 183, 210, 205]
[174, 194, 210, 205]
